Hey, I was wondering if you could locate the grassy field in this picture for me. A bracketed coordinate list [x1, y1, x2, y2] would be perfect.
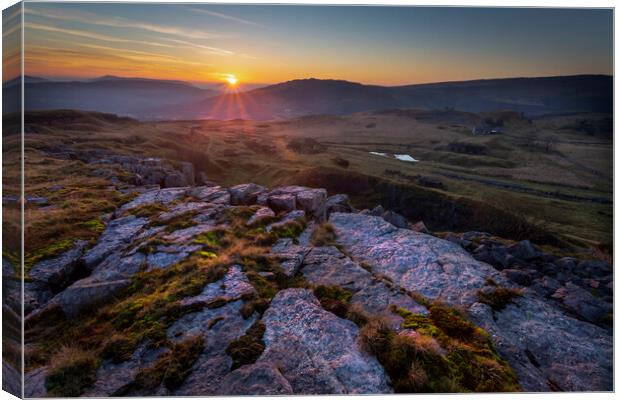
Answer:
[10, 109, 612, 267]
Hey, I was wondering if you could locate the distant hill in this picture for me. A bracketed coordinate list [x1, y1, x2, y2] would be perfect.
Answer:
[5, 74, 612, 120]
[4, 76, 218, 119]
[167, 75, 612, 120]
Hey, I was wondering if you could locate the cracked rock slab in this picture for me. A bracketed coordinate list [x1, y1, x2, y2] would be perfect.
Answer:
[257, 289, 391, 394]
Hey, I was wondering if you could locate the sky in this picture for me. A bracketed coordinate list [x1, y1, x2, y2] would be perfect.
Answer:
[10, 3, 615, 86]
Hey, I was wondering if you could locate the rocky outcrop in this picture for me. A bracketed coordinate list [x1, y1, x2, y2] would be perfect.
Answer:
[330, 212, 613, 391]
[22, 180, 612, 395]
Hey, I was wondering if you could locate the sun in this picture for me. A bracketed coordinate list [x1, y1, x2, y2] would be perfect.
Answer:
[226, 75, 238, 86]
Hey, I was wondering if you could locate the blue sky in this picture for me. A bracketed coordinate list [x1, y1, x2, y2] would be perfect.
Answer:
[20, 3, 613, 85]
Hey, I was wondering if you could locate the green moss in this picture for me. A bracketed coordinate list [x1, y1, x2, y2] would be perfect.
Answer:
[82, 217, 106, 233]
[226, 321, 265, 370]
[193, 230, 226, 248]
[476, 287, 523, 311]
[25, 239, 73, 271]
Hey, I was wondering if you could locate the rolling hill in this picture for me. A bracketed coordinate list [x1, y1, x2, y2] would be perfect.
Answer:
[5, 74, 612, 120]
[172, 75, 612, 120]
[3, 75, 217, 119]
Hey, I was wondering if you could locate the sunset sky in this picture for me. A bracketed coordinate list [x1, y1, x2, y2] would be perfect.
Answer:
[11, 3, 615, 86]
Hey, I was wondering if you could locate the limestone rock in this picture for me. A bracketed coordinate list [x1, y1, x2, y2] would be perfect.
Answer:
[229, 183, 267, 205]
[247, 207, 275, 226]
[82, 216, 148, 269]
[295, 188, 327, 222]
[59, 278, 131, 318]
[325, 194, 352, 215]
[267, 195, 296, 213]
[29, 240, 88, 290]
[258, 289, 391, 394]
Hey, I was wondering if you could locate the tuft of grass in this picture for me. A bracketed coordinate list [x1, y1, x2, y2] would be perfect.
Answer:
[45, 346, 99, 397]
[311, 222, 337, 246]
[157, 211, 199, 233]
[313, 285, 353, 318]
[123, 203, 168, 219]
[226, 321, 266, 370]
[357, 298, 521, 393]
[476, 287, 523, 311]
[24, 239, 73, 271]
[124, 335, 204, 393]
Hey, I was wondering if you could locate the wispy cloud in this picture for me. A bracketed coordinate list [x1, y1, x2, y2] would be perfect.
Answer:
[188, 7, 265, 29]
[25, 22, 175, 48]
[156, 36, 234, 56]
[25, 7, 224, 40]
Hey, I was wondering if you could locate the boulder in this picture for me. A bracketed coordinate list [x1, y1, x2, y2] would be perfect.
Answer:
[381, 210, 409, 229]
[411, 221, 430, 234]
[82, 216, 148, 269]
[179, 161, 195, 185]
[325, 194, 352, 215]
[552, 282, 612, 323]
[267, 195, 296, 213]
[247, 207, 275, 226]
[473, 244, 511, 270]
[507, 240, 541, 261]
[189, 186, 230, 204]
[59, 278, 131, 318]
[29, 240, 88, 290]
[257, 289, 391, 394]
[229, 183, 267, 206]
[574, 260, 612, 279]
[502, 269, 533, 286]
[369, 205, 384, 216]
[296, 189, 327, 222]
[270, 240, 310, 277]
